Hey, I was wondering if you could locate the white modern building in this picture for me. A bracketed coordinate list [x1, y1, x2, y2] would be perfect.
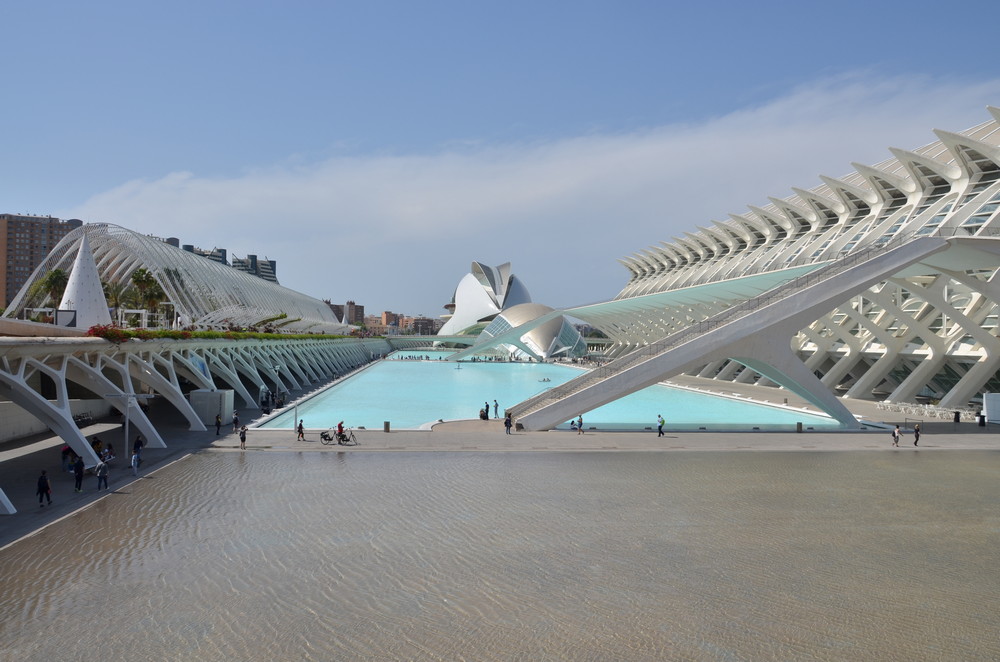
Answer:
[4, 223, 352, 335]
[438, 261, 532, 336]
[502, 106, 1000, 430]
[479, 303, 587, 361]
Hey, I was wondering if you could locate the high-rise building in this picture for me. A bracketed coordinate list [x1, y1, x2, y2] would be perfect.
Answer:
[343, 300, 365, 325]
[182, 244, 228, 265]
[409, 316, 437, 335]
[322, 300, 365, 325]
[0, 214, 83, 308]
[232, 254, 279, 283]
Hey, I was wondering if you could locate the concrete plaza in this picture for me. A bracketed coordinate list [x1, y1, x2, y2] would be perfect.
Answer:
[2, 378, 998, 550]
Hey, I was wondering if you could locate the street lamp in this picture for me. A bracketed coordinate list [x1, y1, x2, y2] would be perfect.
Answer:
[105, 393, 155, 464]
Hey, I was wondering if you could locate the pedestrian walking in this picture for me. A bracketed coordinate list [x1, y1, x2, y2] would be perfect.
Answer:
[215, 414, 222, 435]
[232, 411, 240, 433]
[914, 423, 921, 446]
[37, 470, 52, 506]
[131, 451, 140, 476]
[73, 456, 85, 492]
[95, 459, 109, 490]
[504, 413, 513, 435]
[297, 419, 305, 441]
[657, 414, 665, 437]
[133, 435, 144, 466]
[239, 425, 247, 450]
[577, 415, 584, 435]
[891, 425, 900, 446]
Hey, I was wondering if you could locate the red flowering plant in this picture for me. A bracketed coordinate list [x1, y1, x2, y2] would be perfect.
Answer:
[86, 325, 131, 345]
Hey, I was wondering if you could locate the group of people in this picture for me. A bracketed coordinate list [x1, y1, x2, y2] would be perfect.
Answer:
[259, 390, 286, 415]
[479, 399, 500, 421]
[475, 398, 515, 434]
[41, 434, 146, 505]
[890, 423, 921, 446]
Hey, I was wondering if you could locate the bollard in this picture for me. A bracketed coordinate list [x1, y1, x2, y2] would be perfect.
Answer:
[384, 421, 390, 433]
[796, 421, 803, 433]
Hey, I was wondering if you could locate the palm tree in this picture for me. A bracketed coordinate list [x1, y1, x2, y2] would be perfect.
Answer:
[103, 280, 130, 324]
[144, 282, 166, 322]
[30, 269, 69, 307]
[130, 268, 156, 299]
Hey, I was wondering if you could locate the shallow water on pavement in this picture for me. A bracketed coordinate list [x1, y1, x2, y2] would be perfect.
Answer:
[1, 450, 998, 661]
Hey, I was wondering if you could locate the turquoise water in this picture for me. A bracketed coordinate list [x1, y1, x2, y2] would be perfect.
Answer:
[260, 350, 837, 431]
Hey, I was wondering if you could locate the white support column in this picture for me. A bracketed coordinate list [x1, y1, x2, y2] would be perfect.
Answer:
[205, 349, 256, 408]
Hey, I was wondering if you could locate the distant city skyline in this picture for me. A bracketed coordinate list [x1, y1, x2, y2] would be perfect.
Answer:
[3, 1, 1000, 314]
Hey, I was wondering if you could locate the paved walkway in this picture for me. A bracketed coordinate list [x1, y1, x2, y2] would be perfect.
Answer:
[2, 378, 997, 550]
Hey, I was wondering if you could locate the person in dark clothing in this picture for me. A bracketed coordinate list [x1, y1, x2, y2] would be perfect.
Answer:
[95, 460, 109, 490]
[504, 413, 513, 435]
[61, 445, 73, 472]
[215, 414, 222, 435]
[133, 435, 145, 465]
[914, 423, 921, 446]
[73, 457, 85, 492]
[37, 470, 52, 506]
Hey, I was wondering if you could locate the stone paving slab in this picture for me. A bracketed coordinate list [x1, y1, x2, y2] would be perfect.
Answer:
[2, 379, 998, 550]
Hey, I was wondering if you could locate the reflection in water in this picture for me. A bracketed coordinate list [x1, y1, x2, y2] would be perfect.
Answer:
[1, 450, 999, 660]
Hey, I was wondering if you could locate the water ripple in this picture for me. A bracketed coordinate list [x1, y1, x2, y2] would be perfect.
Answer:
[1, 450, 999, 660]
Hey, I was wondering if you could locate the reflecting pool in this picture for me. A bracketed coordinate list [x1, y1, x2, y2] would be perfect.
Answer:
[260, 350, 837, 431]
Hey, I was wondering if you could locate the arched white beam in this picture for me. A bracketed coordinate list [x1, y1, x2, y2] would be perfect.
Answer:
[0, 365, 99, 466]
[170, 350, 216, 391]
[63, 356, 165, 449]
[227, 348, 266, 409]
[203, 349, 257, 408]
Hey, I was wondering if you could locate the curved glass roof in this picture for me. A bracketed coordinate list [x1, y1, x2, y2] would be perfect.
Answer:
[4, 223, 351, 334]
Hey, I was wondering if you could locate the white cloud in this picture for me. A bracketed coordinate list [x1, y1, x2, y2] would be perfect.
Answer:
[65, 73, 1000, 315]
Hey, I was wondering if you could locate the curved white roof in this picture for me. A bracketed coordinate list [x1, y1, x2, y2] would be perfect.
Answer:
[438, 261, 532, 335]
[4, 223, 351, 334]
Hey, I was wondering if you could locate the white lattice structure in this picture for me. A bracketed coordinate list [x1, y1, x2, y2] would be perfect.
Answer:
[4, 223, 351, 334]
[509, 106, 1000, 430]
[611, 107, 1000, 406]
[0, 335, 394, 513]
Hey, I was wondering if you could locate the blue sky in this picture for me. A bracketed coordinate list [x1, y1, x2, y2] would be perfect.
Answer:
[4, 1, 1000, 317]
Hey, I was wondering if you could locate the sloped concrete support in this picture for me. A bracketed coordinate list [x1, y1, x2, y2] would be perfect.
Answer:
[170, 351, 216, 391]
[733, 351, 859, 427]
[63, 357, 163, 450]
[0, 362, 98, 467]
[0, 489, 14, 515]
[516, 237, 948, 430]
[204, 350, 256, 408]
